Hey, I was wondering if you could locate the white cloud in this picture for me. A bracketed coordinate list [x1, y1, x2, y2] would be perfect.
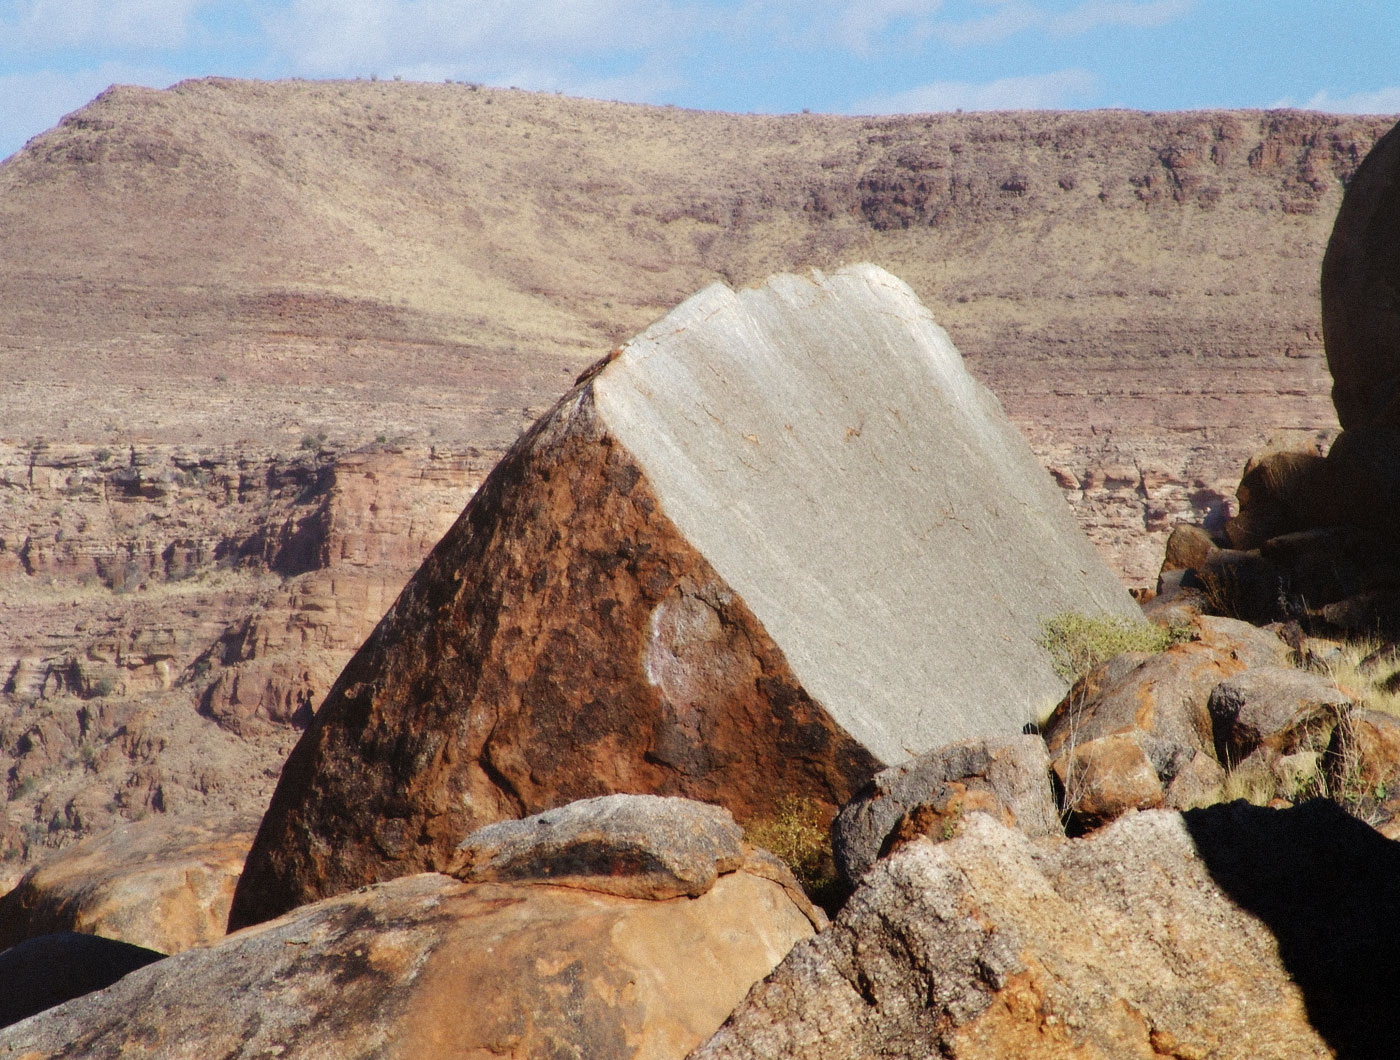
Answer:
[933, 0, 1192, 46]
[0, 64, 177, 161]
[853, 67, 1097, 112]
[1050, 0, 1193, 36]
[1302, 87, 1400, 115]
[265, 0, 692, 77]
[0, 0, 206, 52]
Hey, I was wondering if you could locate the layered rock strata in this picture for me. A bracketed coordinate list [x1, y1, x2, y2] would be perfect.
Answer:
[0, 443, 484, 876]
[229, 265, 1136, 928]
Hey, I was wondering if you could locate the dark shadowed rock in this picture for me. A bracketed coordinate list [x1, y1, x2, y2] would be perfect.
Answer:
[1322, 119, 1400, 432]
[1224, 448, 1332, 549]
[0, 812, 259, 954]
[450, 794, 745, 900]
[831, 735, 1059, 885]
[229, 265, 1136, 929]
[0, 932, 164, 1029]
[691, 809, 1363, 1060]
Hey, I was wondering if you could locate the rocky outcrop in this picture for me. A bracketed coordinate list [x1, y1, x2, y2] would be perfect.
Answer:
[1041, 616, 1288, 828]
[0, 812, 259, 954]
[450, 794, 746, 901]
[831, 735, 1060, 885]
[228, 265, 1137, 929]
[693, 804, 1400, 1060]
[0, 443, 484, 877]
[0, 797, 816, 1060]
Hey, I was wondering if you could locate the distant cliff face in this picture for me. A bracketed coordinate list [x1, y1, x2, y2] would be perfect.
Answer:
[0, 79, 1391, 873]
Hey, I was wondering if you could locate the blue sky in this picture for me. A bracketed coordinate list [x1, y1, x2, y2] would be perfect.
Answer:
[2, 0, 1397, 161]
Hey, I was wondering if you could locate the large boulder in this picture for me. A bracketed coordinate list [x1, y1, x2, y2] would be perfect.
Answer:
[1322, 119, 1400, 432]
[693, 802, 1400, 1060]
[0, 797, 816, 1060]
[0, 812, 259, 954]
[229, 264, 1136, 928]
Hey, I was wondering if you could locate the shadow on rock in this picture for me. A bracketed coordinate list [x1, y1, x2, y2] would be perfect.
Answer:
[0, 931, 165, 1028]
[1182, 799, 1400, 1059]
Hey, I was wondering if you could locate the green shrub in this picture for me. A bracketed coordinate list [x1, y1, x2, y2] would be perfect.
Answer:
[1038, 611, 1191, 684]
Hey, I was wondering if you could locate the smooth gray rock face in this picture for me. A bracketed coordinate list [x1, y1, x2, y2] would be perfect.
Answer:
[831, 735, 1060, 884]
[597, 264, 1138, 762]
[450, 794, 746, 899]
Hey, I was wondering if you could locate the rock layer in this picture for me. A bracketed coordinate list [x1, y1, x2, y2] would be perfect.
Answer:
[229, 265, 1135, 928]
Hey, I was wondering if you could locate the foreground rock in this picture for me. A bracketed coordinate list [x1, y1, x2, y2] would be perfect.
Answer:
[229, 264, 1136, 928]
[1040, 616, 1287, 827]
[0, 932, 164, 1029]
[0, 812, 259, 954]
[695, 803, 1400, 1060]
[1, 797, 815, 1060]
[450, 793, 745, 900]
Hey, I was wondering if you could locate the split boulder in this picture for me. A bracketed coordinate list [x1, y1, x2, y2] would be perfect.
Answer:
[230, 264, 1136, 929]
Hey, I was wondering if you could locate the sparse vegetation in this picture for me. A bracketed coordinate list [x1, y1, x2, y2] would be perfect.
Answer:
[1038, 611, 1191, 684]
[1304, 638, 1400, 719]
[745, 796, 844, 911]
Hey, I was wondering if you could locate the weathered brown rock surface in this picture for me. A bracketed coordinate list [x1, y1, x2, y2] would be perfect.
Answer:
[450, 794, 746, 901]
[0, 812, 258, 954]
[831, 735, 1060, 885]
[228, 265, 1136, 928]
[1041, 617, 1288, 827]
[693, 804, 1400, 1060]
[0, 852, 815, 1059]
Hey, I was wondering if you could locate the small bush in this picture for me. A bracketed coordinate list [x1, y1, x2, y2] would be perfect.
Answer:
[745, 797, 845, 912]
[1038, 611, 1191, 684]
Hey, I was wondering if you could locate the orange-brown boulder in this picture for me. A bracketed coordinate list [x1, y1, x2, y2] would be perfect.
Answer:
[230, 265, 1137, 929]
[1, 798, 817, 1060]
